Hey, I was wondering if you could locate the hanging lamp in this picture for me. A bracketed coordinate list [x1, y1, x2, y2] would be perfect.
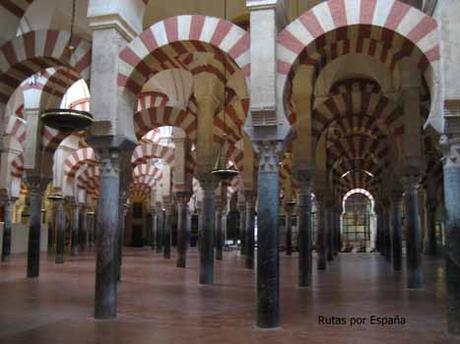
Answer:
[40, 0, 93, 132]
[211, 0, 239, 181]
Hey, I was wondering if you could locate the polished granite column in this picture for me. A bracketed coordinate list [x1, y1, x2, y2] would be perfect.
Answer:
[403, 177, 424, 288]
[79, 207, 88, 252]
[384, 205, 392, 263]
[26, 177, 45, 278]
[375, 205, 382, 253]
[284, 202, 293, 256]
[116, 198, 128, 281]
[316, 198, 327, 270]
[441, 135, 460, 334]
[71, 203, 79, 256]
[92, 143, 123, 319]
[391, 192, 403, 271]
[245, 191, 256, 270]
[296, 173, 312, 287]
[53, 196, 66, 264]
[215, 199, 223, 261]
[424, 201, 437, 255]
[255, 141, 282, 328]
[1, 197, 14, 262]
[163, 202, 172, 259]
[327, 205, 334, 262]
[176, 193, 190, 268]
[155, 203, 163, 254]
[238, 196, 246, 255]
[198, 175, 218, 284]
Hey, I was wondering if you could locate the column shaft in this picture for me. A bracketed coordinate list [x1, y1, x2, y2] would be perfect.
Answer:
[298, 188, 312, 287]
[391, 197, 402, 271]
[94, 151, 121, 319]
[27, 182, 42, 278]
[163, 205, 172, 259]
[239, 202, 246, 255]
[71, 205, 79, 256]
[54, 198, 66, 264]
[245, 193, 256, 270]
[285, 208, 292, 256]
[256, 143, 281, 328]
[176, 197, 188, 268]
[405, 187, 424, 288]
[316, 202, 327, 270]
[1, 199, 13, 262]
[199, 180, 216, 284]
[215, 206, 223, 261]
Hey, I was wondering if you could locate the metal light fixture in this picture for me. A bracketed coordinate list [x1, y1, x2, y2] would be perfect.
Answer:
[47, 193, 64, 201]
[40, 0, 93, 132]
[211, 0, 239, 181]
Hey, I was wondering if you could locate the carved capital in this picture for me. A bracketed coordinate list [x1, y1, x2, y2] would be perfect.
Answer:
[197, 174, 219, 193]
[440, 134, 460, 168]
[253, 140, 284, 173]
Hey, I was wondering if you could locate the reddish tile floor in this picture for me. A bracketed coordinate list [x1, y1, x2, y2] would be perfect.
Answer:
[0, 248, 458, 344]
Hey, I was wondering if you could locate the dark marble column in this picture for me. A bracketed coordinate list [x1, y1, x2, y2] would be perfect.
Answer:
[383, 205, 392, 263]
[254, 141, 282, 328]
[441, 137, 460, 334]
[163, 202, 172, 259]
[390, 192, 403, 271]
[198, 176, 217, 284]
[403, 178, 424, 289]
[327, 206, 334, 262]
[155, 203, 163, 254]
[215, 200, 223, 261]
[53, 196, 66, 264]
[375, 205, 382, 253]
[335, 208, 341, 255]
[245, 191, 256, 270]
[1, 198, 14, 262]
[316, 199, 327, 270]
[26, 177, 45, 278]
[90, 139, 130, 319]
[296, 173, 312, 287]
[79, 207, 88, 252]
[239, 197, 246, 255]
[284, 203, 293, 256]
[71, 203, 79, 256]
[116, 197, 127, 281]
[423, 201, 437, 255]
[151, 209, 156, 250]
[176, 193, 189, 268]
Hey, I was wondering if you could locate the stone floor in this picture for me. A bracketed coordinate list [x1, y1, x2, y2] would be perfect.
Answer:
[0, 248, 458, 344]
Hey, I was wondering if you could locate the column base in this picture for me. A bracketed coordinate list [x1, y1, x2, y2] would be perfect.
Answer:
[447, 256, 460, 335]
[55, 255, 64, 264]
[176, 253, 186, 268]
[1, 255, 10, 263]
[407, 268, 424, 289]
[317, 255, 326, 270]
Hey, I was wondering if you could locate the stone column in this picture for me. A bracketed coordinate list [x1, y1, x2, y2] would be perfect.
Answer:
[92, 144, 122, 319]
[116, 197, 128, 281]
[254, 141, 283, 328]
[26, 177, 46, 278]
[238, 196, 246, 255]
[424, 199, 437, 255]
[155, 203, 163, 254]
[383, 205, 392, 263]
[390, 192, 403, 271]
[327, 205, 334, 262]
[215, 199, 223, 261]
[150, 208, 156, 250]
[439, 133, 460, 334]
[316, 198, 327, 270]
[245, 191, 256, 270]
[296, 172, 312, 287]
[79, 206, 88, 252]
[163, 202, 173, 259]
[71, 203, 79, 256]
[1, 197, 14, 262]
[198, 176, 218, 284]
[176, 193, 190, 268]
[284, 202, 293, 256]
[403, 177, 424, 288]
[53, 196, 66, 264]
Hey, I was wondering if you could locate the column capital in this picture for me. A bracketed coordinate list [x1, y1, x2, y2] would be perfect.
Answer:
[293, 169, 314, 189]
[440, 134, 460, 168]
[253, 140, 284, 173]
[197, 174, 219, 192]
[175, 192, 192, 205]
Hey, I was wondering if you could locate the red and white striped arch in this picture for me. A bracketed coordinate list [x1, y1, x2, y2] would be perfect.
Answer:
[118, 15, 250, 96]
[134, 106, 197, 141]
[4, 114, 26, 145]
[138, 91, 168, 111]
[131, 143, 175, 166]
[312, 89, 403, 138]
[10, 152, 24, 178]
[0, 30, 91, 104]
[64, 147, 99, 178]
[277, 0, 440, 118]
[133, 164, 163, 181]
